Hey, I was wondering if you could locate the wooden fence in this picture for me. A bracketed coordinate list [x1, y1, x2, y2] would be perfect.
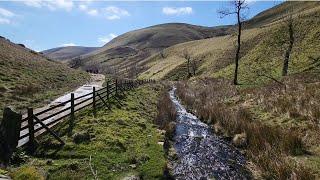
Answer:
[16, 79, 154, 153]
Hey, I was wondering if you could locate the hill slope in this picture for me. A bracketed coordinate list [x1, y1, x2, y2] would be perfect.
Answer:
[139, 1, 320, 82]
[71, 23, 232, 77]
[0, 37, 90, 116]
[42, 46, 99, 61]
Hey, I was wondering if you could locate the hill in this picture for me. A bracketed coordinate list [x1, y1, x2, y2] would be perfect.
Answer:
[138, 2, 320, 178]
[139, 1, 320, 82]
[42, 46, 99, 61]
[0, 37, 90, 116]
[71, 23, 232, 77]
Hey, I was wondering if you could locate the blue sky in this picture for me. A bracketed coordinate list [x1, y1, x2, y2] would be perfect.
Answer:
[0, 1, 282, 51]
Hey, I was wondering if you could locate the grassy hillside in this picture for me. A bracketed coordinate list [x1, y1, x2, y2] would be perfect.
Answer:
[42, 46, 99, 61]
[72, 23, 232, 77]
[138, 2, 320, 83]
[0, 37, 90, 116]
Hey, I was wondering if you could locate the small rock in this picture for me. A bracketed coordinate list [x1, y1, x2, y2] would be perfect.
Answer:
[232, 132, 247, 148]
[158, 141, 164, 146]
[129, 164, 137, 169]
[157, 129, 166, 135]
[122, 175, 140, 180]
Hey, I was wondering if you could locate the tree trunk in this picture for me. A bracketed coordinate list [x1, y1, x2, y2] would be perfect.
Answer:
[187, 59, 191, 77]
[282, 19, 294, 76]
[234, 8, 242, 85]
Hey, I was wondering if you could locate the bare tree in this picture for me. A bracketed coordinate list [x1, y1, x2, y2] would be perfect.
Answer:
[218, 0, 248, 85]
[182, 49, 192, 77]
[282, 15, 294, 76]
[191, 59, 197, 76]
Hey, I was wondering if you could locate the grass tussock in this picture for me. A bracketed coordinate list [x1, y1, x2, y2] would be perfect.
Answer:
[154, 89, 177, 130]
[176, 78, 315, 179]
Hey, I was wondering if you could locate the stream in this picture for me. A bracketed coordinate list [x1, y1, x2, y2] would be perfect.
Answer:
[169, 87, 251, 180]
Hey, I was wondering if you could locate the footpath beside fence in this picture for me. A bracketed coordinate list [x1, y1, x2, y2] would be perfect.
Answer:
[0, 79, 154, 165]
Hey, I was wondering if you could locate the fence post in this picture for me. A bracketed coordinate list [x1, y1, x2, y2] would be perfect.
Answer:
[68, 93, 75, 136]
[27, 108, 35, 154]
[93, 87, 96, 117]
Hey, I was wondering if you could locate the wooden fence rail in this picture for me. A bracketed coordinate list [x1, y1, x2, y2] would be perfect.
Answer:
[12, 78, 155, 153]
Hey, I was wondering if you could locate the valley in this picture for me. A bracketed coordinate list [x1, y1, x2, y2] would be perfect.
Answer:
[0, 1, 320, 180]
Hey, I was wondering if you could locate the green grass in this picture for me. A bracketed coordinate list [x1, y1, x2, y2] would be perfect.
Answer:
[10, 84, 166, 180]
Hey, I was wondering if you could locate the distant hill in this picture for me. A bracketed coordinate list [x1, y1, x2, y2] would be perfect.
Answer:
[0, 37, 89, 116]
[71, 23, 232, 77]
[42, 46, 99, 61]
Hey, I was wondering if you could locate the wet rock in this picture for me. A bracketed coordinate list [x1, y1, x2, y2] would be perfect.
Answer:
[232, 132, 247, 148]
[72, 131, 90, 144]
[122, 175, 140, 180]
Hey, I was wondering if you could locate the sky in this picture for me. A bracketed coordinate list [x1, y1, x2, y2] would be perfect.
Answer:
[0, 0, 283, 51]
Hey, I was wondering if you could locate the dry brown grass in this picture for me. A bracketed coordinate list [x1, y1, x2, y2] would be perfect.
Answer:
[154, 88, 177, 129]
[176, 78, 315, 179]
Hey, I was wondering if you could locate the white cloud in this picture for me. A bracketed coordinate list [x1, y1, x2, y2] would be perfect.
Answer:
[98, 33, 117, 44]
[107, 15, 120, 20]
[79, 4, 98, 16]
[0, 8, 16, 25]
[87, 9, 98, 16]
[79, 4, 87, 11]
[0, 8, 15, 17]
[61, 43, 76, 47]
[23, 0, 74, 11]
[162, 7, 193, 15]
[104, 6, 130, 20]
[0, 17, 10, 24]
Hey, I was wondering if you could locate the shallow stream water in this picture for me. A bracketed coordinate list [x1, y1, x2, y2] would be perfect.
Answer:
[169, 87, 250, 180]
